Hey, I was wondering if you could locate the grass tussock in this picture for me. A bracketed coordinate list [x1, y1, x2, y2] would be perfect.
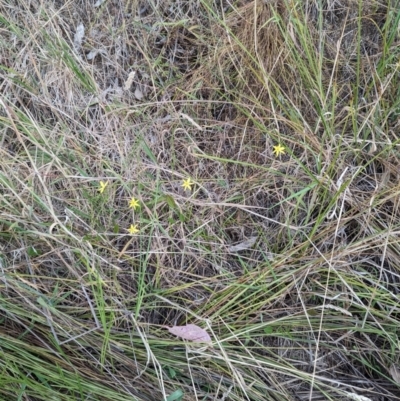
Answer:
[1, 0, 400, 400]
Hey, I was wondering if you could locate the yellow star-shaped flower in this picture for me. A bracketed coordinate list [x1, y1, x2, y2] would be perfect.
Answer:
[127, 224, 139, 235]
[98, 181, 108, 193]
[273, 144, 285, 157]
[129, 197, 140, 210]
[181, 177, 194, 191]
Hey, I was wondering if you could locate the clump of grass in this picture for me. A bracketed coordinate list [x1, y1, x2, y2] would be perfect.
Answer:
[1, 0, 400, 400]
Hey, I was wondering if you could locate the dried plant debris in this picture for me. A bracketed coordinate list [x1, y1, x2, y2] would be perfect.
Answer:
[166, 324, 212, 343]
[0, 0, 399, 400]
[227, 236, 258, 252]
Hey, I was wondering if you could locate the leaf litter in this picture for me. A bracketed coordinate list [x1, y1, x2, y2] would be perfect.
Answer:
[166, 324, 212, 343]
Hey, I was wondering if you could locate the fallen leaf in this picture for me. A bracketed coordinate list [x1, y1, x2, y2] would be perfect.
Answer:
[124, 71, 136, 90]
[167, 324, 211, 343]
[134, 87, 143, 100]
[94, 0, 106, 7]
[344, 392, 372, 401]
[86, 49, 106, 60]
[390, 364, 400, 383]
[228, 236, 257, 252]
[86, 50, 98, 60]
[73, 23, 85, 51]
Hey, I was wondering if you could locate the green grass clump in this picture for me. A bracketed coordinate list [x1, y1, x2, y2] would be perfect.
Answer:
[1, 0, 400, 400]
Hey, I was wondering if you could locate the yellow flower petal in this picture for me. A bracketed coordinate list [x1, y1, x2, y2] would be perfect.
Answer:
[272, 144, 285, 157]
[181, 177, 194, 191]
[129, 197, 140, 210]
[127, 224, 139, 235]
[98, 181, 108, 193]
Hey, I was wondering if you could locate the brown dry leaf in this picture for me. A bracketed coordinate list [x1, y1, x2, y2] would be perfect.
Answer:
[124, 71, 136, 91]
[86, 49, 106, 60]
[94, 0, 106, 7]
[228, 236, 257, 252]
[389, 364, 400, 383]
[134, 87, 143, 100]
[73, 23, 85, 51]
[167, 324, 211, 343]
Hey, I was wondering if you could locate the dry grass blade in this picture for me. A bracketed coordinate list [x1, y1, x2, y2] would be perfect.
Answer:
[0, 0, 400, 400]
